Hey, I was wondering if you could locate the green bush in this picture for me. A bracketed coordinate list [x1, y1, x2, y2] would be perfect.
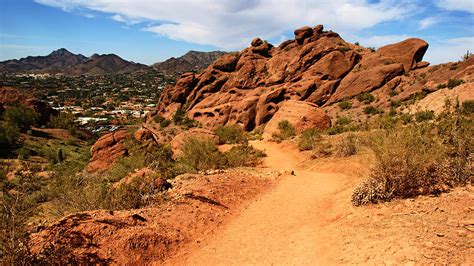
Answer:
[153, 114, 171, 128]
[178, 137, 223, 171]
[224, 144, 266, 167]
[415, 110, 435, 122]
[363, 105, 383, 115]
[215, 125, 248, 144]
[0, 123, 20, 149]
[298, 128, 322, 151]
[447, 78, 463, 89]
[3, 105, 38, 132]
[399, 113, 413, 125]
[352, 110, 472, 206]
[338, 101, 352, 110]
[334, 134, 357, 157]
[461, 100, 474, 115]
[173, 107, 197, 129]
[356, 93, 375, 104]
[1, 171, 42, 263]
[272, 120, 296, 141]
[47, 112, 78, 136]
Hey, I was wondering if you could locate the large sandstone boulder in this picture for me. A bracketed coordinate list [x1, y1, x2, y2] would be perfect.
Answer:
[263, 100, 331, 139]
[86, 129, 129, 173]
[377, 38, 429, 72]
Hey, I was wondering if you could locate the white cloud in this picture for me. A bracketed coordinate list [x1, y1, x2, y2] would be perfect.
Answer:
[419, 17, 440, 30]
[425, 36, 474, 64]
[435, 0, 474, 13]
[34, 0, 417, 49]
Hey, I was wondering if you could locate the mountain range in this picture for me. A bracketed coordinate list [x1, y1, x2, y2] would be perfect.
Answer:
[152, 50, 226, 74]
[0, 49, 226, 76]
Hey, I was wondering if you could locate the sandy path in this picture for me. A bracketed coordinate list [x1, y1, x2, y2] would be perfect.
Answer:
[170, 140, 353, 265]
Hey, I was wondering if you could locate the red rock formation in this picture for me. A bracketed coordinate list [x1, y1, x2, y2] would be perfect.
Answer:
[86, 129, 129, 172]
[0, 86, 57, 125]
[263, 100, 331, 138]
[156, 25, 430, 130]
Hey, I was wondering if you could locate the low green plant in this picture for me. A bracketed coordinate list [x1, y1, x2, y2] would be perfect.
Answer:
[363, 105, 383, 115]
[447, 78, 463, 89]
[224, 144, 266, 167]
[215, 125, 248, 144]
[352, 108, 472, 206]
[272, 120, 296, 141]
[338, 101, 352, 110]
[178, 137, 223, 171]
[356, 93, 375, 104]
[415, 110, 435, 122]
[298, 128, 322, 151]
[3, 105, 38, 132]
[461, 100, 474, 115]
[334, 134, 358, 157]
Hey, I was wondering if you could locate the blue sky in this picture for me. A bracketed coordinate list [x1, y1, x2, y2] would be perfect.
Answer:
[0, 0, 473, 65]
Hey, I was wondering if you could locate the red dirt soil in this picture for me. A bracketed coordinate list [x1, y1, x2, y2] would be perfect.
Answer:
[29, 140, 473, 264]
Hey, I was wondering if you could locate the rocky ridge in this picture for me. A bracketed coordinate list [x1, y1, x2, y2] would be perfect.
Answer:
[155, 25, 438, 130]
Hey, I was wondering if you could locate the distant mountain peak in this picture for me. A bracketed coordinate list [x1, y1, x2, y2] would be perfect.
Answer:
[49, 48, 74, 56]
[153, 50, 226, 75]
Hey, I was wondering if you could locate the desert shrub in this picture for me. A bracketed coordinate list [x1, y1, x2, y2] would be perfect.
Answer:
[311, 142, 333, 158]
[47, 112, 79, 136]
[178, 137, 223, 171]
[461, 100, 474, 115]
[1, 171, 43, 263]
[415, 110, 435, 122]
[3, 105, 38, 132]
[146, 144, 178, 180]
[249, 125, 265, 140]
[334, 134, 357, 157]
[327, 117, 360, 135]
[173, 107, 197, 129]
[106, 152, 146, 183]
[215, 125, 248, 144]
[436, 83, 447, 90]
[272, 120, 295, 141]
[0, 123, 20, 149]
[389, 100, 401, 108]
[352, 110, 472, 206]
[388, 90, 398, 97]
[338, 46, 350, 53]
[106, 176, 157, 210]
[399, 113, 413, 124]
[356, 93, 375, 104]
[153, 114, 171, 128]
[447, 78, 463, 89]
[336, 116, 352, 126]
[298, 128, 322, 151]
[363, 105, 383, 115]
[17, 147, 31, 160]
[224, 144, 266, 167]
[338, 101, 352, 110]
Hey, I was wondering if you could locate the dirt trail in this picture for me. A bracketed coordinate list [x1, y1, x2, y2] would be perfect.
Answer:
[168, 140, 355, 265]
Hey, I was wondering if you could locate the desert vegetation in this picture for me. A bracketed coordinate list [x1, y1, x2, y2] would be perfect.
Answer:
[352, 104, 472, 206]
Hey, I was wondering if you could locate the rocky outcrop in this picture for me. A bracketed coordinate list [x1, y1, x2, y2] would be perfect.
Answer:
[156, 25, 430, 130]
[377, 38, 429, 72]
[0, 86, 57, 125]
[86, 129, 129, 173]
[263, 100, 331, 138]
